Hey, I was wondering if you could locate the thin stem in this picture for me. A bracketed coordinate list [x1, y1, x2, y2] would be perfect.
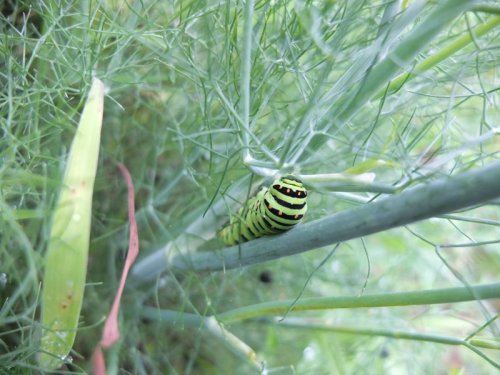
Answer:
[271, 320, 500, 369]
[378, 15, 500, 98]
[240, 0, 254, 163]
[333, 0, 473, 126]
[216, 283, 500, 323]
[273, 320, 465, 345]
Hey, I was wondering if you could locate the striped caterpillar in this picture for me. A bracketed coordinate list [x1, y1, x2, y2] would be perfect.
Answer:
[219, 175, 308, 245]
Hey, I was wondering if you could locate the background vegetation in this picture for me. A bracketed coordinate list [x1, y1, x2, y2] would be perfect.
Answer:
[1, 0, 499, 374]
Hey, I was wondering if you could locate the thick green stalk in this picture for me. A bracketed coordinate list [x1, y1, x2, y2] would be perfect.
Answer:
[130, 161, 500, 280]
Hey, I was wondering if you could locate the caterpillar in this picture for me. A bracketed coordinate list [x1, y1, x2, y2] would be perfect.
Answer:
[219, 175, 308, 245]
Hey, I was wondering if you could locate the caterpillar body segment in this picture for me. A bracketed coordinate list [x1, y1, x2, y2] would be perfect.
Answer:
[219, 175, 308, 246]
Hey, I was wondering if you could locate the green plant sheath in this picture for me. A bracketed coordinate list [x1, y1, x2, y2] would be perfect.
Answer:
[39, 78, 104, 370]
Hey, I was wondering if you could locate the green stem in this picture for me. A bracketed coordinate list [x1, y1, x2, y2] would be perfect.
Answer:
[150, 161, 500, 274]
[274, 321, 465, 345]
[473, 6, 500, 15]
[216, 283, 500, 323]
[141, 308, 206, 328]
[240, 0, 254, 161]
[272, 320, 499, 369]
[140, 284, 500, 326]
[330, 0, 474, 128]
[379, 15, 500, 98]
[140, 287, 500, 370]
[296, 0, 487, 164]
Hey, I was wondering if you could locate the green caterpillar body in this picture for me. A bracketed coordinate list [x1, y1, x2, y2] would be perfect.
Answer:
[219, 175, 308, 245]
